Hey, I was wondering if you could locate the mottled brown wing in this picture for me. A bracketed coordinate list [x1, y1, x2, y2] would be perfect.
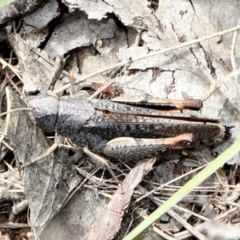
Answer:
[89, 99, 219, 123]
[111, 95, 203, 110]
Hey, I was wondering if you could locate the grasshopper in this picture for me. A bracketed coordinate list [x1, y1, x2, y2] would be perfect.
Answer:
[30, 91, 229, 161]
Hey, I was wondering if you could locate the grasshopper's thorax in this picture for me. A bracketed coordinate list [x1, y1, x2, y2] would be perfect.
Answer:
[55, 93, 96, 140]
[30, 93, 59, 132]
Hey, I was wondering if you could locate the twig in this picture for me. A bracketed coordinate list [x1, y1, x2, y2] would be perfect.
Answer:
[134, 164, 206, 204]
[1, 139, 13, 151]
[83, 147, 119, 183]
[0, 57, 23, 84]
[201, 68, 240, 102]
[213, 195, 240, 209]
[157, 199, 209, 222]
[20, 141, 59, 169]
[89, 80, 115, 99]
[0, 222, 29, 228]
[0, 108, 31, 117]
[230, 20, 240, 96]
[0, 86, 12, 146]
[6, 72, 23, 97]
[12, 199, 28, 215]
[166, 208, 208, 240]
[137, 211, 177, 240]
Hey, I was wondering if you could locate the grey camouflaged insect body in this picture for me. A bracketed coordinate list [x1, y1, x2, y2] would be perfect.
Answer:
[31, 91, 228, 160]
[30, 93, 59, 132]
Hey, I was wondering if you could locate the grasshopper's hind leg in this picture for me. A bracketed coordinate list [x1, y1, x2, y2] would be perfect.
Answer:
[103, 134, 193, 161]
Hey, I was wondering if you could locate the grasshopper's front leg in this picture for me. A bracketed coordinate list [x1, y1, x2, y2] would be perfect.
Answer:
[103, 133, 193, 160]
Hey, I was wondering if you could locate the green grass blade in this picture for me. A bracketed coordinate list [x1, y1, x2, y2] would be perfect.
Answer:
[124, 139, 240, 240]
[0, 0, 15, 8]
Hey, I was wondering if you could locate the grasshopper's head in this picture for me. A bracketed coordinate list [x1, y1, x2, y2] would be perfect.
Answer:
[30, 93, 59, 133]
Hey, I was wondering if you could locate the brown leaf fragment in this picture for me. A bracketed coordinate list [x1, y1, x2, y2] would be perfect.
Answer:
[83, 157, 156, 240]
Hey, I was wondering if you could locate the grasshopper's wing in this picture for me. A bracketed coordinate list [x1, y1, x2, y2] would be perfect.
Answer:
[111, 95, 202, 110]
[89, 99, 219, 123]
[84, 113, 226, 145]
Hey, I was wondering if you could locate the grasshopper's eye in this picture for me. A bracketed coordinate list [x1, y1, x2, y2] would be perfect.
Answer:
[30, 93, 59, 133]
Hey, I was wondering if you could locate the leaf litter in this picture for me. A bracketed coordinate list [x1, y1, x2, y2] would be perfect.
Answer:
[0, 0, 240, 239]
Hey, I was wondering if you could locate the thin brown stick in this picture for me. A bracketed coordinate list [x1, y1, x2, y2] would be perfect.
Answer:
[0, 222, 29, 228]
[166, 208, 208, 240]
[134, 164, 206, 204]
[20, 142, 59, 168]
[0, 58, 23, 83]
[0, 86, 12, 146]
[0, 108, 31, 117]
[230, 20, 240, 95]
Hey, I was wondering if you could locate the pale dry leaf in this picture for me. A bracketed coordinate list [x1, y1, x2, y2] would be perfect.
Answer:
[39, 189, 108, 240]
[0, 0, 44, 25]
[23, 0, 60, 29]
[63, 0, 113, 20]
[8, 34, 50, 92]
[44, 11, 117, 59]
[7, 90, 81, 229]
[63, 0, 155, 26]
